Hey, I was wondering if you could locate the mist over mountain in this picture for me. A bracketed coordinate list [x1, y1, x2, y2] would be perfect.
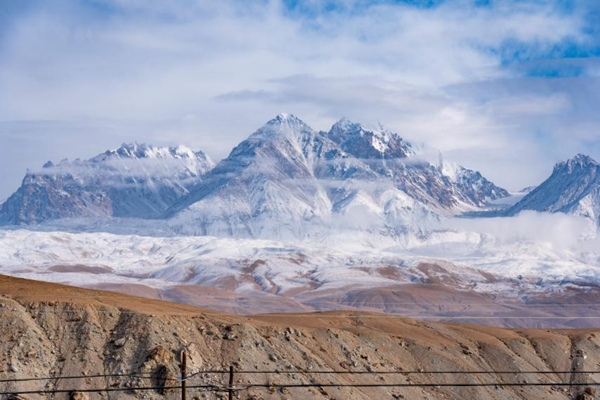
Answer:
[0, 114, 509, 238]
[0, 142, 214, 225]
[3, 117, 600, 329]
[165, 114, 509, 238]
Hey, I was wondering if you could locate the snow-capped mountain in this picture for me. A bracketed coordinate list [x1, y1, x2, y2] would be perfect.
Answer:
[326, 117, 414, 159]
[0, 142, 214, 225]
[166, 114, 508, 238]
[507, 154, 600, 224]
[5, 117, 600, 325]
[165, 114, 338, 238]
[0, 114, 508, 235]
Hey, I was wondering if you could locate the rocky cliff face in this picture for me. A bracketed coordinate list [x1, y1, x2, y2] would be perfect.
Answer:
[0, 143, 214, 225]
[0, 275, 598, 400]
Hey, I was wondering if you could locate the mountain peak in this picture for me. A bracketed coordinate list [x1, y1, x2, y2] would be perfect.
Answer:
[248, 114, 314, 143]
[329, 118, 397, 142]
[332, 117, 357, 130]
[1, 140, 216, 224]
[112, 141, 149, 158]
[570, 153, 596, 164]
[330, 117, 369, 134]
[267, 113, 306, 126]
[327, 119, 413, 159]
[554, 154, 598, 173]
[508, 153, 600, 220]
[90, 142, 211, 163]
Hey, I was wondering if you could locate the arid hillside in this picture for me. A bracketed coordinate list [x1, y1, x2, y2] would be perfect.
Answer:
[0, 275, 599, 400]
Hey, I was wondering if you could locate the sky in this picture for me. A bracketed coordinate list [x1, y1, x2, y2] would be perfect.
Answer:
[1, 0, 600, 199]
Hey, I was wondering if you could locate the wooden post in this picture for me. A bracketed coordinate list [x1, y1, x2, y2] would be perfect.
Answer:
[181, 351, 187, 400]
[228, 366, 234, 400]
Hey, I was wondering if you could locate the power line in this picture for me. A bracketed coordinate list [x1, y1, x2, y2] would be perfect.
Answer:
[222, 370, 600, 375]
[2, 381, 600, 397]
[184, 369, 600, 379]
[242, 382, 600, 390]
[0, 384, 219, 396]
[3, 369, 600, 396]
[0, 373, 159, 384]
[5, 369, 599, 383]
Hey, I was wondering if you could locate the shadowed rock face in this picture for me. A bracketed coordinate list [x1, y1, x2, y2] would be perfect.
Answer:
[0, 275, 598, 400]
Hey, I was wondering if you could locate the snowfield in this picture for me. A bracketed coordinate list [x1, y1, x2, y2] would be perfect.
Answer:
[2, 210, 600, 305]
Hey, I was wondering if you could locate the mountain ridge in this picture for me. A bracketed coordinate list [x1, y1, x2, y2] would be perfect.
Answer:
[0, 142, 215, 224]
[166, 114, 509, 238]
[0, 114, 509, 239]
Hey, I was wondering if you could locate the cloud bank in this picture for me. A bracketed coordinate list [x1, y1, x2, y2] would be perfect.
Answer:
[441, 211, 597, 250]
[1, 0, 600, 198]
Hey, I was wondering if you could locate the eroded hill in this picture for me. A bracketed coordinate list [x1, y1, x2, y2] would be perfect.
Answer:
[0, 275, 598, 400]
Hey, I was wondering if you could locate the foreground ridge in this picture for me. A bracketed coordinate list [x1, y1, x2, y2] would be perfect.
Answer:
[0, 275, 598, 399]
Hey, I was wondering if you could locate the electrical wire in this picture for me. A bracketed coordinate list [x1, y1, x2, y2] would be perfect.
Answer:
[183, 369, 600, 379]
[5, 368, 597, 383]
[2, 381, 600, 397]
[0, 373, 162, 384]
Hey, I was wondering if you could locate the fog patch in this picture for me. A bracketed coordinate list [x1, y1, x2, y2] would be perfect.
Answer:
[440, 211, 597, 250]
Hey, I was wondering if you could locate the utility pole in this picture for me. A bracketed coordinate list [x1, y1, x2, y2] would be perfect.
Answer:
[181, 351, 187, 400]
[228, 366, 234, 400]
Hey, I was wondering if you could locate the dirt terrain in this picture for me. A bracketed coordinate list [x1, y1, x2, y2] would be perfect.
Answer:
[1, 275, 599, 400]
[88, 277, 600, 329]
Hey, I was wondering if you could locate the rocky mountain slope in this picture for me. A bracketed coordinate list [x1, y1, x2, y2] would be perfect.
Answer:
[0, 143, 215, 225]
[1, 275, 599, 400]
[0, 114, 507, 238]
[507, 154, 600, 225]
[166, 114, 508, 238]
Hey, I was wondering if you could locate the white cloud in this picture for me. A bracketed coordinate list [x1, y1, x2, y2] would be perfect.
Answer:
[441, 211, 597, 250]
[0, 0, 597, 198]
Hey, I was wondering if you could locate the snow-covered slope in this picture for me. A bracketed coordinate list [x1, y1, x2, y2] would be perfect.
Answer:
[326, 117, 414, 159]
[508, 154, 600, 224]
[165, 114, 335, 238]
[0, 114, 507, 238]
[0, 143, 214, 225]
[1, 221, 599, 306]
[441, 161, 510, 207]
[166, 114, 508, 238]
